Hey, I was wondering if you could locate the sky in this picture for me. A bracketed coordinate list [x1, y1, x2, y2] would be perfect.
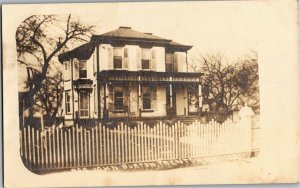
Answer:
[77, 1, 259, 62]
[17, 1, 260, 91]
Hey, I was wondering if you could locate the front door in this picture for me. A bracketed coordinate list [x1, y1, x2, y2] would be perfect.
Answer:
[176, 85, 187, 116]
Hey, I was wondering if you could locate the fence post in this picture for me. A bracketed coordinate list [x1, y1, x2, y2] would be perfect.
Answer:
[238, 104, 255, 156]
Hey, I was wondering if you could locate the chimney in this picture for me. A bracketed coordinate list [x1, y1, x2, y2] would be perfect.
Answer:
[119, 26, 131, 29]
[144, 32, 153, 35]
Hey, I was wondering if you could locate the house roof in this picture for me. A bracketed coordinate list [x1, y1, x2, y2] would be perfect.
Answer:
[58, 42, 96, 62]
[96, 26, 171, 42]
[59, 26, 192, 63]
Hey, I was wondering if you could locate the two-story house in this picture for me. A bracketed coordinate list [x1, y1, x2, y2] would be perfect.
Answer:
[58, 26, 202, 126]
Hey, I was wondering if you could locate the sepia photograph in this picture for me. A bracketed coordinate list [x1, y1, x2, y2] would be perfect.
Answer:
[2, 0, 299, 187]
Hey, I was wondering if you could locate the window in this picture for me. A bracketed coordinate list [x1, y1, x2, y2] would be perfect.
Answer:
[79, 92, 89, 117]
[65, 91, 71, 114]
[79, 60, 87, 78]
[141, 48, 151, 70]
[113, 57, 122, 69]
[165, 53, 174, 72]
[142, 85, 152, 110]
[142, 59, 150, 69]
[64, 61, 71, 80]
[114, 91, 124, 110]
[113, 47, 123, 69]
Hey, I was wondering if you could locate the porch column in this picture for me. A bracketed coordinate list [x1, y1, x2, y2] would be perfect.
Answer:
[138, 78, 142, 118]
[169, 76, 174, 116]
[103, 83, 108, 120]
[198, 83, 202, 115]
[169, 83, 173, 108]
[185, 51, 188, 73]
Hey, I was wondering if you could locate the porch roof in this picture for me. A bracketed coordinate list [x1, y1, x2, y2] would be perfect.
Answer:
[97, 70, 202, 83]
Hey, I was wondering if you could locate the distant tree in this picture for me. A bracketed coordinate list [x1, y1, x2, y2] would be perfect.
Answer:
[16, 14, 94, 124]
[191, 52, 259, 114]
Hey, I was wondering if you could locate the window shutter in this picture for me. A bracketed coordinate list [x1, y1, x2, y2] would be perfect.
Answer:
[124, 87, 129, 111]
[151, 49, 156, 71]
[123, 58, 129, 69]
[108, 86, 113, 112]
[73, 60, 79, 79]
[136, 47, 141, 70]
[108, 47, 113, 69]
[123, 47, 129, 69]
[174, 54, 179, 72]
[151, 86, 157, 111]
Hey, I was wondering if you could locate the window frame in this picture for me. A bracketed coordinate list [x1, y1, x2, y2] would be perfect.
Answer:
[141, 48, 151, 70]
[79, 91, 89, 118]
[113, 47, 124, 70]
[65, 90, 71, 114]
[141, 85, 153, 111]
[114, 90, 125, 111]
[79, 60, 87, 79]
[113, 56, 123, 69]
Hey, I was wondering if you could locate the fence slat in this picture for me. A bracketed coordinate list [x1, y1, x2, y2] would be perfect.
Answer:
[27, 126, 32, 164]
[31, 127, 36, 167]
[19, 117, 254, 172]
[95, 126, 99, 165]
[127, 127, 131, 163]
[72, 126, 75, 167]
[102, 125, 106, 165]
[36, 129, 40, 167]
[117, 125, 121, 164]
[76, 125, 79, 167]
[124, 124, 127, 163]
[65, 131, 69, 167]
[23, 128, 27, 161]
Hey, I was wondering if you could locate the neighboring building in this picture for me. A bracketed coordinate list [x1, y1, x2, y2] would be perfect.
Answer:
[58, 26, 202, 126]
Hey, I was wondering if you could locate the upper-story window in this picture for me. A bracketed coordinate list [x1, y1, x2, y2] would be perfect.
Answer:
[113, 47, 122, 69]
[141, 48, 151, 70]
[79, 60, 87, 78]
[64, 61, 71, 80]
[113, 47, 128, 69]
[165, 53, 178, 72]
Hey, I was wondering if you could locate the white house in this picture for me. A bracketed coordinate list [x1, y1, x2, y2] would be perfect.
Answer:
[58, 26, 202, 126]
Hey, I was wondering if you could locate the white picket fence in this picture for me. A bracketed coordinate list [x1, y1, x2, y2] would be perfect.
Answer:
[20, 118, 253, 173]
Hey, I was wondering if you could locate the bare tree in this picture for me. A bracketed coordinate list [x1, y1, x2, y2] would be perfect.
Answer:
[191, 52, 259, 114]
[16, 14, 94, 124]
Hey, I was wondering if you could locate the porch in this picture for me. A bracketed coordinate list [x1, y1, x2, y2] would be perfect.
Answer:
[96, 70, 202, 120]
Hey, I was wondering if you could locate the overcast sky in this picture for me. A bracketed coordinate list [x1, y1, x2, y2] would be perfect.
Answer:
[78, 1, 258, 62]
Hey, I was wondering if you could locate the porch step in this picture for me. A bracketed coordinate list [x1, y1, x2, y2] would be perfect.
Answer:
[177, 116, 200, 126]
